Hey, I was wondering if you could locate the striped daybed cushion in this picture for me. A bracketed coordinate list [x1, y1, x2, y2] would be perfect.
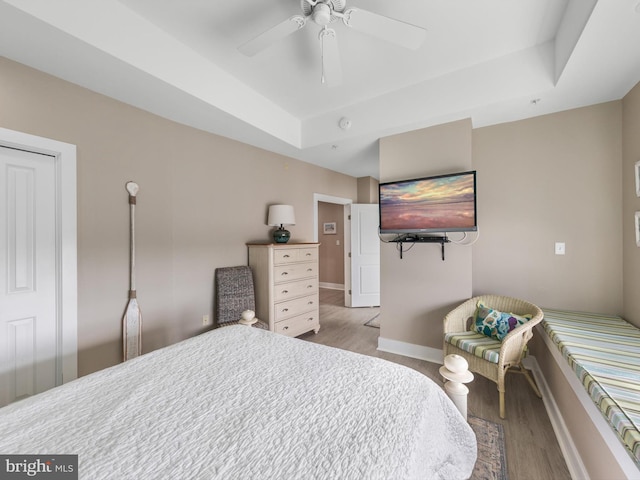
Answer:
[542, 309, 640, 468]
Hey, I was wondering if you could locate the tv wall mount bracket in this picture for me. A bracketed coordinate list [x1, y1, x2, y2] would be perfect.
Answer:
[391, 235, 451, 260]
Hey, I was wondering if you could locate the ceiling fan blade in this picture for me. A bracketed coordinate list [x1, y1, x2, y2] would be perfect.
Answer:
[239, 15, 307, 56]
[341, 8, 426, 50]
[319, 27, 342, 86]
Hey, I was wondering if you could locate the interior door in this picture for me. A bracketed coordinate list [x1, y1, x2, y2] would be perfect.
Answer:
[348, 204, 380, 307]
[0, 146, 58, 407]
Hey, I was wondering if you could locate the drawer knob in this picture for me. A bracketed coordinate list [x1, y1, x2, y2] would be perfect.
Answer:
[305, 253, 311, 256]
[283, 326, 289, 330]
[281, 272, 289, 276]
[307, 285, 313, 289]
[308, 301, 314, 305]
[307, 317, 314, 321]
[307, 268, 313, 272]
[283, 254, 291, 258]
[282, 290, 289, 294]
[282, 308, 289, 312]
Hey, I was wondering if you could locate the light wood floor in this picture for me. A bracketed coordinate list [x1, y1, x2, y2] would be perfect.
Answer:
[297, 288, 571, 480]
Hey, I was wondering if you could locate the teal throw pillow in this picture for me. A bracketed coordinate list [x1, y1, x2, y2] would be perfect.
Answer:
[472, 301, 531, 341]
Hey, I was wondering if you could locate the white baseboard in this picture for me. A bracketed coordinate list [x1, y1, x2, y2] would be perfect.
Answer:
[377, 336, 443, 365]
[319, 282, 344, 290]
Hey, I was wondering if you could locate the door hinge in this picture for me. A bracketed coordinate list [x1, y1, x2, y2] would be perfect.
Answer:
[348, 252, 351, 257]
[348, 215, 351, 220]
[349, 289, 352, 295]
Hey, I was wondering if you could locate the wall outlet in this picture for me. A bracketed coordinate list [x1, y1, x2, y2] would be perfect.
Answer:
[555, 242, 566, 255]
[202, 314, 210, 326]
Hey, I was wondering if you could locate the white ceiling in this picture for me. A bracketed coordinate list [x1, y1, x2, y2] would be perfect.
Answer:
[1, 0, 640, 179]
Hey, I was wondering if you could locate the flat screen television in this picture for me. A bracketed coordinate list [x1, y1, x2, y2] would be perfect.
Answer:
[378, 170, 477, 235]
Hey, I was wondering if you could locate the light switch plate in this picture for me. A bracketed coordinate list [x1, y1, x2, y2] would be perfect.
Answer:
[555, 242, 566, 255]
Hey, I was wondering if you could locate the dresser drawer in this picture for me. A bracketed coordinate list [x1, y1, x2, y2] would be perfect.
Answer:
[273, 263, 317, 283]
[273, 247, 318, 265]
[274, 310, 320, 337]
[273, 278, 319, 302]
[274, 294, 319, 322]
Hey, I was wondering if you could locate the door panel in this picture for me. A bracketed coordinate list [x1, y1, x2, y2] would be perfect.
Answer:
[349, 204, 380, 307]
[0, 146, 57, 406]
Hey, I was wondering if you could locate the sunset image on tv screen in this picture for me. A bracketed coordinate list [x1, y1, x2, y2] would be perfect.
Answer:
[380, 173, 476, 231]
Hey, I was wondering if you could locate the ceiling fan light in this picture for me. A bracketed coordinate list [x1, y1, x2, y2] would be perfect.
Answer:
[313, 3, 332, 25]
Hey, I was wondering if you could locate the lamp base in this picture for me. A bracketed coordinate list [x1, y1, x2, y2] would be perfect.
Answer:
[273, 227, 290, 243]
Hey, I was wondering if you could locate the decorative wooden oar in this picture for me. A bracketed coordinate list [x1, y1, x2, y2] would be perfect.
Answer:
[123, 181, 142, 361]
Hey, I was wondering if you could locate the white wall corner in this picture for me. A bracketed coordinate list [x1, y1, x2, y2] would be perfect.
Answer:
[377, 336, 443, 365]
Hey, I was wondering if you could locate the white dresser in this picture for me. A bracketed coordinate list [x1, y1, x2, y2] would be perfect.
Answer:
[247, 243, 320, 337]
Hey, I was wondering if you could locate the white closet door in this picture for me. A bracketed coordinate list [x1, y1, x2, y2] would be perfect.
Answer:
[349, 204, 380, 307]
[0, 146, 57, 407]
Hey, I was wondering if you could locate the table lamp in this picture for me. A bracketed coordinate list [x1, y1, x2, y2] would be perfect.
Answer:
[267, 205, 296, 243]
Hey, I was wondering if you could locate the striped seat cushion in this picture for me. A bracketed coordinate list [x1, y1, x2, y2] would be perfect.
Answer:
[542, 309, 640, 468]
[444, 331, 502, 364]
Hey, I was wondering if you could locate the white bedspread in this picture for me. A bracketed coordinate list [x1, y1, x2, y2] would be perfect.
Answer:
[0, 326, 476, 479]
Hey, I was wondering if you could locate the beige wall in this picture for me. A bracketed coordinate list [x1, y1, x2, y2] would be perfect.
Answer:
[0, 57, 357, 376]
[318, 201, 345, 286]
[623, 81, 640, 327]
[356, 176, 379, 204]
[379, 119, 473, 349]
[473, 102, 623, 314]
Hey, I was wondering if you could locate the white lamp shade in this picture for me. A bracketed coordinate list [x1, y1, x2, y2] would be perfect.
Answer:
[267, 205, 296, 226]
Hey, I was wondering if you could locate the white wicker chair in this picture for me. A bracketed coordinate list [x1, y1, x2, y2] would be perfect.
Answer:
[443, 294, 543, 418]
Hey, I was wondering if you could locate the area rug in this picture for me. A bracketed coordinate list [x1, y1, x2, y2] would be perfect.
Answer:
[468, 415, 508, 480]
[364, 313, 380, 328]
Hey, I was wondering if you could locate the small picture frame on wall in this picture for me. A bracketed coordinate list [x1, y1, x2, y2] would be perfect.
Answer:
[636, 212, 640, 247]
[636, 161, 640, 197]
[323, 222, 337, 234]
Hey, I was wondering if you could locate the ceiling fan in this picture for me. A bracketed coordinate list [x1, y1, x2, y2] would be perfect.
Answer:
[238, 0, 427, 86]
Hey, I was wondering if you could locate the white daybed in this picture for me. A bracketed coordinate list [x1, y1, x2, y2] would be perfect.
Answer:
[0, 326, 476, 479]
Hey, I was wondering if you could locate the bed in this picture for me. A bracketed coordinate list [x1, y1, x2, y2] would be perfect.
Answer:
[0, 326, 477, 479]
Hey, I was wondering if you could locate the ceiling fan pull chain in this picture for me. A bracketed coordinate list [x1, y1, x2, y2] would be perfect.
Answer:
[318, 26, 340, 86]
[320, 26, 326, 84]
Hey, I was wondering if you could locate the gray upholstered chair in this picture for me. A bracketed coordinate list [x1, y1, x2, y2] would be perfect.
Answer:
[443, 294, 543, 418]
[214, 266, 268, 330]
